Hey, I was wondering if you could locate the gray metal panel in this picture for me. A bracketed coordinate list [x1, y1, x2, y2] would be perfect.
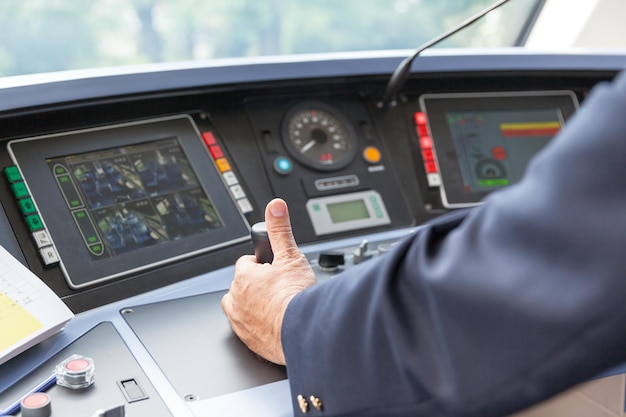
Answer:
[122, 290, 286, 400]
[0, 322, 171, 416]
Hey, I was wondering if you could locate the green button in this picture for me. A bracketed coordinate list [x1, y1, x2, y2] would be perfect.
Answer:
[89, 243, 104, 256]
[18, 198, 37, 215]
[25, 214, 44, 231]
[4, 166, 22, 183]
[54, 165, 68, 175]
[11, 181, 29, 198]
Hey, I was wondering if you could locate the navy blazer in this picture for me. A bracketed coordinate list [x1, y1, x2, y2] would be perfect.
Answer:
[282, 70, 626, 417]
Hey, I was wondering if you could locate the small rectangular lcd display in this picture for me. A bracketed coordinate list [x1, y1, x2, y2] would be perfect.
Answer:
[327, 199, 369, 224]
[46, 138, 223, 260]
[420, 91, 578, 208]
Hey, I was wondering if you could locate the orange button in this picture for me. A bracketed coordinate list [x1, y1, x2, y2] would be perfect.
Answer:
[215, 158, 232, 173]
[363, 146, 381, 164]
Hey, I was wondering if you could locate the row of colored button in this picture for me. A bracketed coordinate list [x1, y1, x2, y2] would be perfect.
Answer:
[273, 146, 383, 177]
[200, 131, 253, 214]
[413, 112, 441, 187]
[3, 166, 60, 266]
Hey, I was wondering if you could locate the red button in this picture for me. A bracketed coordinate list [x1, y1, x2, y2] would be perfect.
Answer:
[209, 145, 224, 159]
[22, 392, 50, 408]
[201, 131, 217, 146]
[425, 160, 438, 174]
[419, 136, 432, 150]
[65, 358, 90, 371]
[414, 112, 427, 125]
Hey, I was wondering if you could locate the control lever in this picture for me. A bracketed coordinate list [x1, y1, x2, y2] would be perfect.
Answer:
[353, 240, 376, 265]
[250, 222, 273, 264]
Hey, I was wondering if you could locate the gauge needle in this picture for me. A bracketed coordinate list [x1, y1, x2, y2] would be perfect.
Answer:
[300, 140, 316, 154]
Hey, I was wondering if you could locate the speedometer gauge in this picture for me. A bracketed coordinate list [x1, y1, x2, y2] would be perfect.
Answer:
[282, 102, 358, 171]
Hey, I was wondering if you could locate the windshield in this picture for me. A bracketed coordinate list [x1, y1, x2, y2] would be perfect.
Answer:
[0, 0, 609, 78]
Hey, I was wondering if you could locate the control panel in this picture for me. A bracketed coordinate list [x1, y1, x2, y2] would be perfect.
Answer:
[245, 96, 415, 243]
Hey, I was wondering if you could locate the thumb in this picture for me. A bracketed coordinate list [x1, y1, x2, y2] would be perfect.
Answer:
[264, 198, 299, 259]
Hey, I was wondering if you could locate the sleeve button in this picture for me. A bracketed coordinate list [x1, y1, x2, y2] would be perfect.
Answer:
[297, 394, 309, 413]
[310, 395, 323, 411]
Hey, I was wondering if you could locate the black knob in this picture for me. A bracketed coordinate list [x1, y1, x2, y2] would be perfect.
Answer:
[251, 222, 273, 263]
[318, 251, 345, 272]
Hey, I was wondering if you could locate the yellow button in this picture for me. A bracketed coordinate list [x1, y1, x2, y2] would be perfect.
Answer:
[363, 146, 381, 164]
[215, 158, 232, 173]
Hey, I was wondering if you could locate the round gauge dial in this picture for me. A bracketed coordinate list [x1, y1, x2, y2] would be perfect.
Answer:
[282, 102, 358, 171]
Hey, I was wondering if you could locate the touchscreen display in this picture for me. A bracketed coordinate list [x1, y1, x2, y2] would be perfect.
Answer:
[8, 115, 250, 289]
[420, 91, 578, 208]
[445, 108, 562, 193]
[46, 138, 223, 260]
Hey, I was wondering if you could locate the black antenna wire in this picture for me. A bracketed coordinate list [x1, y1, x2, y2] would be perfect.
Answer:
[379, 0, 512, 109]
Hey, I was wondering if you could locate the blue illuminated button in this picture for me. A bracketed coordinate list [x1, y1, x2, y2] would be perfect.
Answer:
[273, 156, 293, 175]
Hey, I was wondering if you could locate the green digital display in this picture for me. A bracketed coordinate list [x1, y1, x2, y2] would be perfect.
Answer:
[327, 199, 369, 224]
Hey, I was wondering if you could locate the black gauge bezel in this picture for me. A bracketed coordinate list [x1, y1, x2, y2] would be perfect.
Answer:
[281, 101, 358, 171]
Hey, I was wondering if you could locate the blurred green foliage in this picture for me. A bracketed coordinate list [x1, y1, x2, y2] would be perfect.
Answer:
[0, 0, 538, 77]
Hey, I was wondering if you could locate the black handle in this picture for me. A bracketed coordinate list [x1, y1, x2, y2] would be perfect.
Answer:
[251, 222, 273, 264]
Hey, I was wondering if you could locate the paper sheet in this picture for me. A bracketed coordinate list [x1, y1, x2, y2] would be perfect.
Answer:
[0, 245, 73, 365]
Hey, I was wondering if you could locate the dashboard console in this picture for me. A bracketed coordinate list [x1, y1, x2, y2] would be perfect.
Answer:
[1, 50, 625, 416]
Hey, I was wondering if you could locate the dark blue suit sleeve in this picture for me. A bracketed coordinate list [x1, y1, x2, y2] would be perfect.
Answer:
[282, 71, 626, 417]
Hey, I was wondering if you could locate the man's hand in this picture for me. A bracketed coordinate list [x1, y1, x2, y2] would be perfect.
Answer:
[221, 198, 316, 365]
